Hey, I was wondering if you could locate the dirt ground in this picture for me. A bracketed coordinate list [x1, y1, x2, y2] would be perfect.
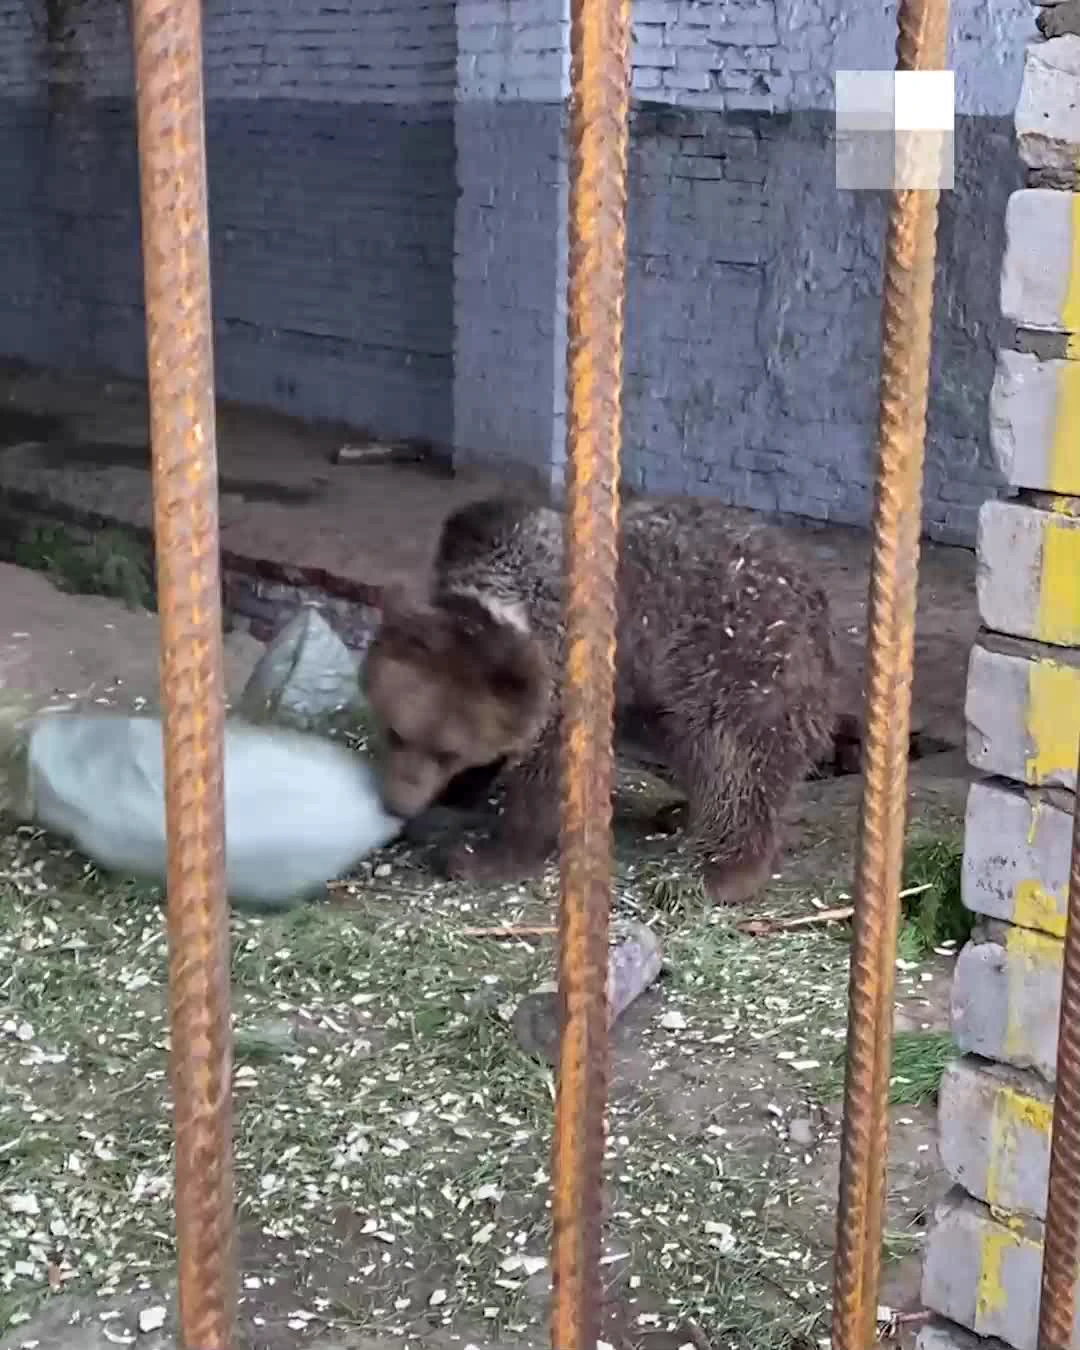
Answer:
[0, 363, 978, 751]
[0, 545, 973, 1350]
[0, 355, 981, 1350]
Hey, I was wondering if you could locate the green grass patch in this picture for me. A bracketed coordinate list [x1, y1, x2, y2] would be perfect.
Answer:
[898, 829, 969, 959]
[13, 522, 154, 611]
[885, 1029, 955, 1106]
[818, 1029, 954, 1108]
[2, 823, 867, 1348]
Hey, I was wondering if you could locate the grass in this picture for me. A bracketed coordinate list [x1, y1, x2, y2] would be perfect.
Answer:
[898, 829, 969, 960]
[13, 523, 154, 611]
[885, 1030, 955, 1107]
[0, 804, 954, 1348]
[817, 1028, 955, 1110]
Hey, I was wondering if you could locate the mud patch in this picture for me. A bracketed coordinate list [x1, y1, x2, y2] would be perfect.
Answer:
[0, 408, 66, 447]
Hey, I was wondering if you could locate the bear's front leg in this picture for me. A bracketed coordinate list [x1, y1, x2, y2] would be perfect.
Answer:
[444, 730, 560, 885]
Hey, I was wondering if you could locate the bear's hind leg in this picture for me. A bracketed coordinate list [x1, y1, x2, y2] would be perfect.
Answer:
[669, 720, 806, 905]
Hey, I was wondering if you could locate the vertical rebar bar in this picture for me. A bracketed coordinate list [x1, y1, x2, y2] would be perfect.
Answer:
[1037, 737, 1080, 1350]
[831, 4, 949, 1347]
[130, 3, 234, 1347]
[549, 0, 630, 1342]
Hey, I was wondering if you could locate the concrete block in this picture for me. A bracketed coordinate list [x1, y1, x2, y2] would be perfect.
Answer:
[1001, 189, 1080, 332]
[966, 634, 1080, 791]
[922, 1189, 1080, 1350]
[938, 1056, 1054, 1220]
[976, 497, 1080, 646]
[963, 777, 1076, 938]
[990, 348, 1080, 496]
[1016, 37, 1080, 182]
[951, 919, 1063, 1083]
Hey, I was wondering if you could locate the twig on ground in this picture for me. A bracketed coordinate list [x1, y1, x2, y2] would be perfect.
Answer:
[461, 924, 558, 939]
[738, 883, 934, 938]
[737, 906, 854, 936]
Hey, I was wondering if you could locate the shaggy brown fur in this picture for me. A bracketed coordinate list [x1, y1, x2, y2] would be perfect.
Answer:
[362, 495, 840, 904]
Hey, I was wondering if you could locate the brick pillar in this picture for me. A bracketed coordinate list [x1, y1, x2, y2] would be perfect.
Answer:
[451, 0, 570, 494]
[918, 31, 1080, 1350]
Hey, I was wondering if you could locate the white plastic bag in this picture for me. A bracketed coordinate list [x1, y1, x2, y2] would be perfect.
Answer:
[21, 712, 402, 907]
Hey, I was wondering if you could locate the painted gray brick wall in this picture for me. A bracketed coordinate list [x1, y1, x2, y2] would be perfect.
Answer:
[453, 102, 568, 488]
[0, 0, 457, 444]
[453, 0, 1034, 543]
[622, 107, 1022, 543]
[0, 0, 1039, 544]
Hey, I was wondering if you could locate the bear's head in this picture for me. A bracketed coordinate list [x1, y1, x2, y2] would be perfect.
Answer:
[362, 593, 551, 819]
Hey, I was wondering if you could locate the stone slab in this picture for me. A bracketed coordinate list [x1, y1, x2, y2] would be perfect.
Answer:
[922, 1188, 1080, 1350]
[1001, 189, 1080, 332]
[990, 348, 1080, 496]
[938, 1055, 1054, 1220]
[917, 1319, 1015, 1350]
[977, 497, 1080, 646]
[963, 778, 1075, 938]
[965, 634, 1080, 791]
[1016, 37, 1080, 182]
[951, 920, 1063, 1083]
[1038, 3, 1080, 41]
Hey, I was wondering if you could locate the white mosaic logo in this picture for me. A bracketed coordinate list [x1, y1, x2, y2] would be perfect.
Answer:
[835, 70, 955, 191]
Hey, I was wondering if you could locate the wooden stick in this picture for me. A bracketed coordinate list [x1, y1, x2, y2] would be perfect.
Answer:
[461, 924, 558, 939]
[737, 905, 855, 936]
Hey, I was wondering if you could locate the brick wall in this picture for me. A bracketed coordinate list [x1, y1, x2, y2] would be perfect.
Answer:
[0, 0, 1039, 544]
[0, 0, 457, 444]
[451, 0, 570, 489]
[630, 0, 789, 111]
[451, 0, 1033, 543]
[619, 107, 1020, 543]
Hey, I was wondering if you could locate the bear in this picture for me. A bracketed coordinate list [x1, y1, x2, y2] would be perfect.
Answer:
[361, 494, 840, 904]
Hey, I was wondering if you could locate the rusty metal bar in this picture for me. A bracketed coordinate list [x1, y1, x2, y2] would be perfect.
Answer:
[1037, 739, 1080, 1350]
[549, 0, 630, 1340]
[830, 3, 950, 1347]
[130, 2, 234, 1347]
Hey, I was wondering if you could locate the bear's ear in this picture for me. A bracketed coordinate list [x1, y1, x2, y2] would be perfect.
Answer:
[484, 632, 549, 717]
[373, 596, 448, 666]
[378, 582, 422, 626]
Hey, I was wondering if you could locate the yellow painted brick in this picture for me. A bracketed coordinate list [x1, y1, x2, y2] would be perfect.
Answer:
[990, 350, 1080, 495]
[940, 1058, 1054, 1221]
[977, 499, 1080, 646]
[966, 638, 1080, 791]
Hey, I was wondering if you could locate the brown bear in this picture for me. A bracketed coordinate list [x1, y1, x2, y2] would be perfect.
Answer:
[362, 494, 840, 904]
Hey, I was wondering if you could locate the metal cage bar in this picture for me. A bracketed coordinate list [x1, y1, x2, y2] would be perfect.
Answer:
[1037, 739, 1080, 1350]
[549, 0, 631, 1340]
[830, 0, 950, 1346]
[130, 2, 235, 1347]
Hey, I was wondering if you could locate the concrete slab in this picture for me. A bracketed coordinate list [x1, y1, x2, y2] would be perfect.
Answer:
[965, 634, 1080, 791]
[921, 1188, 1080, 1350]
[962, 778, 1076, 938]
[989, 348, 1080, 496]
[951, 920, 1064, 1083]
[976, 497, 1080, 646]
[1016, 37, 1080, 183]
[1001, 189, 1080, 332]
[938, 1056, 1054, 1220]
